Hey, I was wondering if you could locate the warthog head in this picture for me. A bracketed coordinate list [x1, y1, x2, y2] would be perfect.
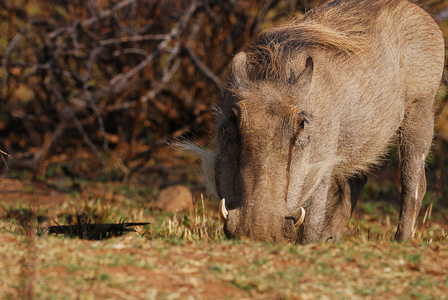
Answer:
[178, 51, 340, 243]
[205, 52, 336, 243]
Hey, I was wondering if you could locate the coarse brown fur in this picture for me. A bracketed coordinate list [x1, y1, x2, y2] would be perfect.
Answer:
[182, 0, 445, 244]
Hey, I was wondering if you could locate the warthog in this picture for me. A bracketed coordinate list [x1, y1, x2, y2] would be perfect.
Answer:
[181, 0, 445, 244]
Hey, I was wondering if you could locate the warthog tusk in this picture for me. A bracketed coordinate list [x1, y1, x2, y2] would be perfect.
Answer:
[294, 207, 306, 228]
[219, 198, 228, 221]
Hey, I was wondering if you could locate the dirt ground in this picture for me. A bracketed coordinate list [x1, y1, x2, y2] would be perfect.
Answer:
[1, 153, 448, 299]
[1, 229, 447, 299]
[0, 143, 447, 299]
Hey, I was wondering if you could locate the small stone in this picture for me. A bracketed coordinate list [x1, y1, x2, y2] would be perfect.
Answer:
[153, 185, 193, 212]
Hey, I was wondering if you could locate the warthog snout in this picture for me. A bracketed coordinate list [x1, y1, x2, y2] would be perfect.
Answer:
[220, 199, 305, 243]
[223, 209, 298, 243]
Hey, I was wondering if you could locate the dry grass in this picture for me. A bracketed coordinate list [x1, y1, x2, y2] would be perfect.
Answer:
[0, 178, 447, 299]
[0, 227, 447, 299]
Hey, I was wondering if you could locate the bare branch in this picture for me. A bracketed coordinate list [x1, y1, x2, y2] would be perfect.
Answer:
[100, 34, 169, 46]
[184, 44, 222, 94]
[49, 68, 105, 172]
[47, 0, 137, 39]
[2, 23, 27, 95]
[0, 149, 10, 157]
[108, 51, 158, 91]
[254, 0, 276, 36]
[109, 0, 201, 91]
[141, 58, 182, 105]
[1, 149, 10, 170]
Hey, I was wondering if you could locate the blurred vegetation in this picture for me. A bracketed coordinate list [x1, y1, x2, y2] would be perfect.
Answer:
[0, 0, 311, 179]
[0, 0, 447, 194]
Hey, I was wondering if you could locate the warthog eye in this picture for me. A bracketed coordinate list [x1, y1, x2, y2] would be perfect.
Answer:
[293, 117, 309, 147]
[294, 118, 306, 138]
[298, 119, 305, 131]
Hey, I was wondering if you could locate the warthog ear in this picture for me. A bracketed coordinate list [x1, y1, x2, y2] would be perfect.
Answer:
[230, 52, 249, 87]
[295, 57, 314, 99]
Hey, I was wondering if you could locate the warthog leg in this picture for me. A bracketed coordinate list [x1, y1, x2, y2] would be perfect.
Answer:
[395, 99, 433, 241]
[321, 175, 367, 242]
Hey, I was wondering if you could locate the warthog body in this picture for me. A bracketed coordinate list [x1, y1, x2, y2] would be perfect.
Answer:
[184, 0, 445, 243]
